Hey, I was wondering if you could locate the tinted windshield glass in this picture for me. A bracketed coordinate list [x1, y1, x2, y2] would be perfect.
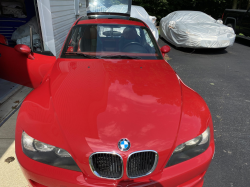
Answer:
[61, 24, 162, 60]
[87, 0, 131, 15]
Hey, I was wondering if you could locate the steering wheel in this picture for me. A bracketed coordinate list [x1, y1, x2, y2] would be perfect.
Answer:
[122, 42, 149, 53]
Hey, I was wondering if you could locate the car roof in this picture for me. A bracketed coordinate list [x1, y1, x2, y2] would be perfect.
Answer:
[76, 16, 147, 27]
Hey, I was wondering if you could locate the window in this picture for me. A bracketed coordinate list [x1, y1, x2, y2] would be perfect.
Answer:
[62, 24, 162, 60]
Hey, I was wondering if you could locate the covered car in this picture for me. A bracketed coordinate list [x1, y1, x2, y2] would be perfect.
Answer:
[130, 5, 158, 41]
[159, 11, 236, 48]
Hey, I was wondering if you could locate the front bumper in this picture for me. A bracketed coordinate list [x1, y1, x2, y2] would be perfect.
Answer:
[16, 139, 214, 187]
[162, 29, 236, 48]
[186, 34, 236, 48]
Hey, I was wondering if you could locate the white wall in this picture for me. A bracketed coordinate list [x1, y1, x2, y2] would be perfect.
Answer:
[37, 0, 87, 58]
[79, 0, 87, 16]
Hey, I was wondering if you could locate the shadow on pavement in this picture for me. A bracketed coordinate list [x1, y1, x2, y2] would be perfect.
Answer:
[235, 37, 250, 47]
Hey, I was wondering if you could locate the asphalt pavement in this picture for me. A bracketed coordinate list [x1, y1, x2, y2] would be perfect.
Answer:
[158, 37, 250, 187]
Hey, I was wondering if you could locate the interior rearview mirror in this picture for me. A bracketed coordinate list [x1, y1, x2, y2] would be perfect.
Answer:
[14, 44, 35, 60]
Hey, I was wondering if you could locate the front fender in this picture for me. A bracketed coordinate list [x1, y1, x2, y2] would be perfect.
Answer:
[175, 80, 213, 148]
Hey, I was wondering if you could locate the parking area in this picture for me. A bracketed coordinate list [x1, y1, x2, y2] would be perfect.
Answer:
[159, 37, 250, 186]
[0, 37, 249, 186]
[0, 111, 29, 187]
[0, 86, 32, 187]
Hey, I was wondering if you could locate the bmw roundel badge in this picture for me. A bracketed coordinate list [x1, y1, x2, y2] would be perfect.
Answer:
[118, 138, 130, 151]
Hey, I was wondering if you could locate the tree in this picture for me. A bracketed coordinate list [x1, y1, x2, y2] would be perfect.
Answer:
[133, 0, 169, 21]
[232, 0, 238, 8]
[132, 0, 249, 23]
[247, 0, 250, 9]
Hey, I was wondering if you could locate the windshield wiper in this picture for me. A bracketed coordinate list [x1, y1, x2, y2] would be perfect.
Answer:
[65, 52, 100, 59]
[100, 55, 141, 59]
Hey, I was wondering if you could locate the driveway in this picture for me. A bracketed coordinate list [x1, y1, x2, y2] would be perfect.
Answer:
[158, 37, 250, 186]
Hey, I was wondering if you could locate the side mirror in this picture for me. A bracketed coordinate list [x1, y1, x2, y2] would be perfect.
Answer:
[216, 19, 223, 24]
[161, 45, 171, 56]
[14, 44, 35, 60]
[0, 34, 8, 45]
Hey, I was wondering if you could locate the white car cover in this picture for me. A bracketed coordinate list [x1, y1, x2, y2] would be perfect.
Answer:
[11, 17, 41, 51]
[11, 17, 39, 40]
[160, 11, 236, 48]
[106, 5, 159, 41]
[130, 6, 158, 41]
[16, 34, 41, 49]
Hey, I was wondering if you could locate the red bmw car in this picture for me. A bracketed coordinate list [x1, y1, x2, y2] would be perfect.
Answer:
[0, 1, 214, 187]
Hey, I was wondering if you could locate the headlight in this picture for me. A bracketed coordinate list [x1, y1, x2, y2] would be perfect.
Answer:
[22, 131, 81, 171]
[166, 127, 210, 168]
[228, 27, 234, 32]
[224, 27, 234, 34]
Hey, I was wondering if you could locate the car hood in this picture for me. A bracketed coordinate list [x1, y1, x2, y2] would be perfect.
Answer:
[49, 59, 182, 161]
[177, 22, 234, 36]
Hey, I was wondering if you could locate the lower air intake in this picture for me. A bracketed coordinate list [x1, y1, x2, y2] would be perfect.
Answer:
[89, 152, 123, 179]
[127, 151, 158, 178]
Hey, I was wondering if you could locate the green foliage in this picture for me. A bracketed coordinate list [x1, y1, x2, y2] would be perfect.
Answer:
[132, 0, 169, 21]
[133, 0, 249, 23]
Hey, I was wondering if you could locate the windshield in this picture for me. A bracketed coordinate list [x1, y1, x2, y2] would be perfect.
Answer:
[192, 12, 215, 23]
[61, 24, 162, 60]
[175, 12, 215, 23]
[87, 0, 131, 15]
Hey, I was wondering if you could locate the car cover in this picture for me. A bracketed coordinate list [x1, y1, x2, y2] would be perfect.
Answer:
[160, 11, 236, 48]
[106, 5, 159, 41]
[16, 34, 41, 51]
[130, 6, 158, 41]
[11, 17, 39, 40]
